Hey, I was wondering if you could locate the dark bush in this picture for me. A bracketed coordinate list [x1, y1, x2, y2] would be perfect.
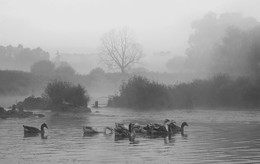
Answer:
[22, 95, 48, 109]
[43, 81, 89, 110]
[109, 76, 171, 109]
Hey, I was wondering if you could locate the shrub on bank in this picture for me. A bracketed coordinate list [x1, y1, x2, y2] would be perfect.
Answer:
[20, 81, 90, 111]
[22, 95, 48, 109]
[43, 81, 90, 110]
[108, 76, 170, 109]
[108, 75, 260, 109]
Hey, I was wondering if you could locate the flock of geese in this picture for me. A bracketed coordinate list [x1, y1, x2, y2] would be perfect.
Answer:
[23, 119, 188, 142]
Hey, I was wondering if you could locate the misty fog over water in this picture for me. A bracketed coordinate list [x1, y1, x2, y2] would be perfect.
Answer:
[1, 0, 260, 163]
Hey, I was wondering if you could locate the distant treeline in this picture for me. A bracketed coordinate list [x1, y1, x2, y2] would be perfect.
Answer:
[0, 44, 49, 71]
[0, 70, 46, 96]
[0, 65, 191, 99]
[167, 12, 260, 79]
[1, 67, 260, 110]
[0, 67, 124, 98]
[108, 75, 260, 109]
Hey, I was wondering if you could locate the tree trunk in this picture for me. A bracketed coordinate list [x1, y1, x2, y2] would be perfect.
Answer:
[121, 67, 125, 74]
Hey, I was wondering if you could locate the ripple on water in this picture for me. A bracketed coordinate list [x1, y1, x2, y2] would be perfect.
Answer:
[0, 108, 260, 163]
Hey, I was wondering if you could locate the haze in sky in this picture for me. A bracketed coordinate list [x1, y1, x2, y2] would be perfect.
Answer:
[1, 0, 260, 73]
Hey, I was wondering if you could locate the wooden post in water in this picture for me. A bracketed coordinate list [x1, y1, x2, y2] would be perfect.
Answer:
[94, 101, 99, 108]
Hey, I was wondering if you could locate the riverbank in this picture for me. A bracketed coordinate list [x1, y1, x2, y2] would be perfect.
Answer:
[0, 106, 45, 119]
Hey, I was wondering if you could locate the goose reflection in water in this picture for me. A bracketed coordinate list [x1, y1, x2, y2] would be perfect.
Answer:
[129, 140, 140, 144]
[23, 132, 48, 139]
[114, 135, 140, 144]
[164, 134, 176, 145]
[150, 132, 188, 145]
[181, 132, 188, 139]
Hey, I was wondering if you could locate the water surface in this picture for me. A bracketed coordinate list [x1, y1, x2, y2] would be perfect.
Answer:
[0, 108, 259, 163]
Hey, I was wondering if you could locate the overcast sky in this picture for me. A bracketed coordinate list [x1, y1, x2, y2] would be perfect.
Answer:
[1, 0, 260, 72]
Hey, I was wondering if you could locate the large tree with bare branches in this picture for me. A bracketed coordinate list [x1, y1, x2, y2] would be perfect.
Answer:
[100, 28, 143, 73]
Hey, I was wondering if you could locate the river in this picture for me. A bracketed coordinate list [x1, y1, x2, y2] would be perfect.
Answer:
[0, 107, 260, 163]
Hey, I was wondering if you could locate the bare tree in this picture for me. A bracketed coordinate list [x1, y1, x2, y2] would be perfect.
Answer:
[100, 28, 143, 73]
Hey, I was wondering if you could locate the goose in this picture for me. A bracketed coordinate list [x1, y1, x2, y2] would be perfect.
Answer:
[144, 119, 171, 135]
[104, 126, 114, 134]
[83, 126, 114, 135]
[131, 123, 147, 133]
[23, 123, 48, 135]
[115, 123, 128, 130]
[83, 126, 99, 134]
[168, 122, 188, 134]
[155, 119, 171, 132]
[114, 123, 129, 137]
[128, 123, 136, 142]
[114, 123, 136, 140]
